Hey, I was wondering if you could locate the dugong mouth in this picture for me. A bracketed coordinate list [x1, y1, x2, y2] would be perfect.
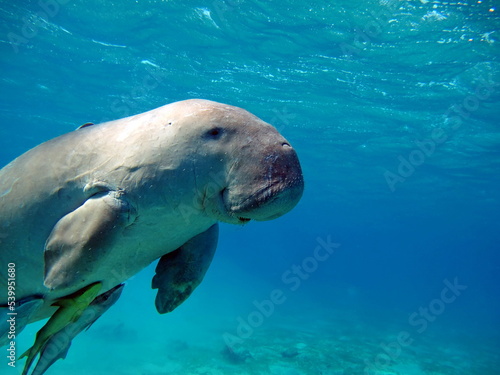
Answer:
[227, 184, 280, 214]
[222, 178, 303, 223]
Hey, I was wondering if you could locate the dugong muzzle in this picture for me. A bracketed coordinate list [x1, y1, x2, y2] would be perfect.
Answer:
[223, 141, 304, 222]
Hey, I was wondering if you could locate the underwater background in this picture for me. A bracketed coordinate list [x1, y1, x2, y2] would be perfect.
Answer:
[1, 0, 499, 374]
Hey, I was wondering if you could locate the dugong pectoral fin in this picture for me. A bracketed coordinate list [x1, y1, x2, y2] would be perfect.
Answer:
[44, 191, 135, 290]
[152, 224, 219, 314]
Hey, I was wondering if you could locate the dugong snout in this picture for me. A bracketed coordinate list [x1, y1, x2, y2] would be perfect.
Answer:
[224, 139, 304, 222]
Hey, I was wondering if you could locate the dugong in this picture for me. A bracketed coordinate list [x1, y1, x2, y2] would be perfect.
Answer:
[0, 99, 303, 374]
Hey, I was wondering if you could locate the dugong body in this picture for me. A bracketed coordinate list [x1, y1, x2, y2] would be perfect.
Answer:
[0, 99, 303, 373]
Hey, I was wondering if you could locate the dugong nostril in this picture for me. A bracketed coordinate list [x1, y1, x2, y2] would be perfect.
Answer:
[282, 142, 291, 148]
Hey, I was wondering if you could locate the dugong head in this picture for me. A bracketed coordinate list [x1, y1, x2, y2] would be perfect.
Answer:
[170, 99, 304, 224]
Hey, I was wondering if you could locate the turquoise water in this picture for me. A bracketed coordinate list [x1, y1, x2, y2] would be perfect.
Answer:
[1, 1, 499, 374]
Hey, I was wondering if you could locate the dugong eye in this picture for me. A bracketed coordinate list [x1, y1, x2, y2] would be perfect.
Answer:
[205, 127, 224, 140]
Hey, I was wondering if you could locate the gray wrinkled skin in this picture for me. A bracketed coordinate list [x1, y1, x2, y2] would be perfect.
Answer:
[0, 99, 303, 333]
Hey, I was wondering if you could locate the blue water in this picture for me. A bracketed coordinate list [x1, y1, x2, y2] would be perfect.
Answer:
[1, 1, 499, 374]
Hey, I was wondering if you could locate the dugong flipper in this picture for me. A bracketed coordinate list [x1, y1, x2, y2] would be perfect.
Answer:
[0, 298, 43, 347]
[44, 190, 135, 290]
[152, 224, 219, 314]
[30, 284, 124, 375]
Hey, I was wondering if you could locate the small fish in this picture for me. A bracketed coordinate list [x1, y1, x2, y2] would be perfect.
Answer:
[20, 282, 102, 375]
[30, 284, 124, 375]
